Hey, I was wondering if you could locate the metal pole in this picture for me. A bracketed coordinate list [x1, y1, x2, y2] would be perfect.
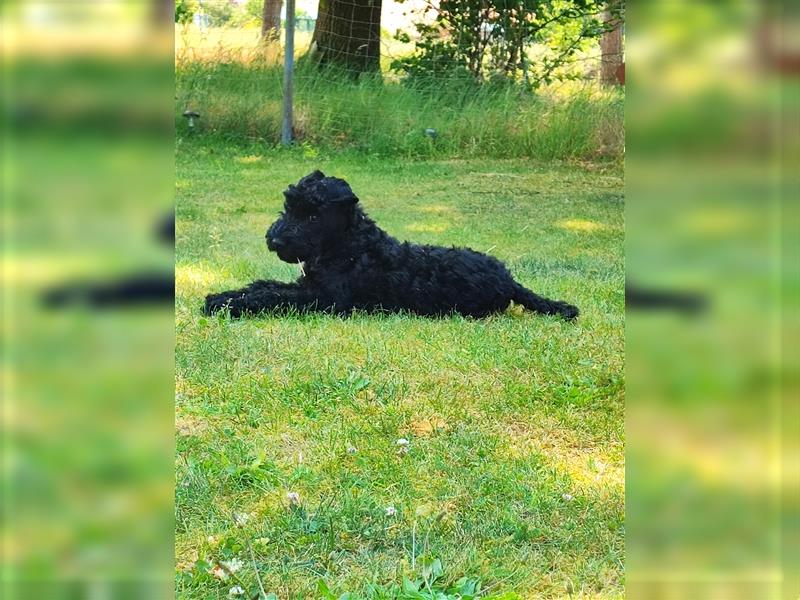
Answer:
[281, 0, 296, 145]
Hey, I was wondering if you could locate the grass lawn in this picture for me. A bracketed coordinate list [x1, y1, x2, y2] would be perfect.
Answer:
[175, 143, 624, 599]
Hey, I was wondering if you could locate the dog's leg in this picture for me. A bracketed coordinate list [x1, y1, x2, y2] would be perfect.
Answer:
[204, 280, 335, 317]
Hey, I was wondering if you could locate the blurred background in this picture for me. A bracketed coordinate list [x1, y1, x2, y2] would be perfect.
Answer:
[625, 1, 797, 599]
[1, 0, 797, 599]
[2, 1, 175, 598]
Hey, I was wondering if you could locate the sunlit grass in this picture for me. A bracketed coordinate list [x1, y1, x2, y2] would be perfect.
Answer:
[175, 142, 624, 598]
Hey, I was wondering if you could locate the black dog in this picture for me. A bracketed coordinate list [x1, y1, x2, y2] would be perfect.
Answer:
[204, 171, 578, 320]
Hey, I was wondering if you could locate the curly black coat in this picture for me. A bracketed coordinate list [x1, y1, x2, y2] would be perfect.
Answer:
[204, 171, 578, 320]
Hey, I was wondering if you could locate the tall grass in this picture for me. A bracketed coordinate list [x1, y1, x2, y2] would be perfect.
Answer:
[176, 59, 624, 160]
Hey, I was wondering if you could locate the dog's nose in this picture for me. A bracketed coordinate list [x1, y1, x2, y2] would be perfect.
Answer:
[269, 236, 285, 249]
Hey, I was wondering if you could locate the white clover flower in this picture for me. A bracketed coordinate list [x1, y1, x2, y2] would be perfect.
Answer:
[233, 512, 251, 527]
[385, 506, 397, 517]
[286, 491, 301, 505]
[562, 493, 574, 502]
[207, 535, 218, 545]
[221, 558, 244, 573]
[228, 585, 245, 597]
[396, 438, 410, 447]
[346, 446, 357, 454]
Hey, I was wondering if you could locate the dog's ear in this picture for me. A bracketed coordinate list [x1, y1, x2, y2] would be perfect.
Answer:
[318, 177, 359, 207]
[330, 193, 359, 207]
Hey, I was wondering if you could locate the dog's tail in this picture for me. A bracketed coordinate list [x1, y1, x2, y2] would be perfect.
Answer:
[512, 283, 579, 321]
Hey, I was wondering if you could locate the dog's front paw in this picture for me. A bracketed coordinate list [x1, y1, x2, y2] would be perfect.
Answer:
[204, 292, 245, 317]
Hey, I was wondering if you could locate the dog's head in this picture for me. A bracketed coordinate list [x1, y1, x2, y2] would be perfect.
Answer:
[266, 170, 360, 263]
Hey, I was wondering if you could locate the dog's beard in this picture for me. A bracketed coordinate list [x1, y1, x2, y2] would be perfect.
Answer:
[271, 246, 300, 263]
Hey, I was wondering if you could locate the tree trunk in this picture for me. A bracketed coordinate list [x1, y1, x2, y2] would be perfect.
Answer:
[262, 0, 283, 41]
[152, 0, 173, 26]
[310, 0, 382, 75]
[600, 7, 624, 86]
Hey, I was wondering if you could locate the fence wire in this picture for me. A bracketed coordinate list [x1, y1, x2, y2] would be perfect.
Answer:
[175, 0, 622, 160]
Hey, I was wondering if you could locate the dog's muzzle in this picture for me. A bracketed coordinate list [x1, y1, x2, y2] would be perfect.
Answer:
[267, 235, 285, 252]
[266, 220, 285, 251]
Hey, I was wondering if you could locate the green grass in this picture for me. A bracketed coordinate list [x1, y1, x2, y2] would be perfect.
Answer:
[175, 141, 624, 599]
[176, 59, 623, 160]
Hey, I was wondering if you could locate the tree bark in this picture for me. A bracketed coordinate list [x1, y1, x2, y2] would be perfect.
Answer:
[152, 0, 174, 26]
[600, 6, 624, 86]
[262, 0, 283, 41]
[310, 0, 382, 75]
